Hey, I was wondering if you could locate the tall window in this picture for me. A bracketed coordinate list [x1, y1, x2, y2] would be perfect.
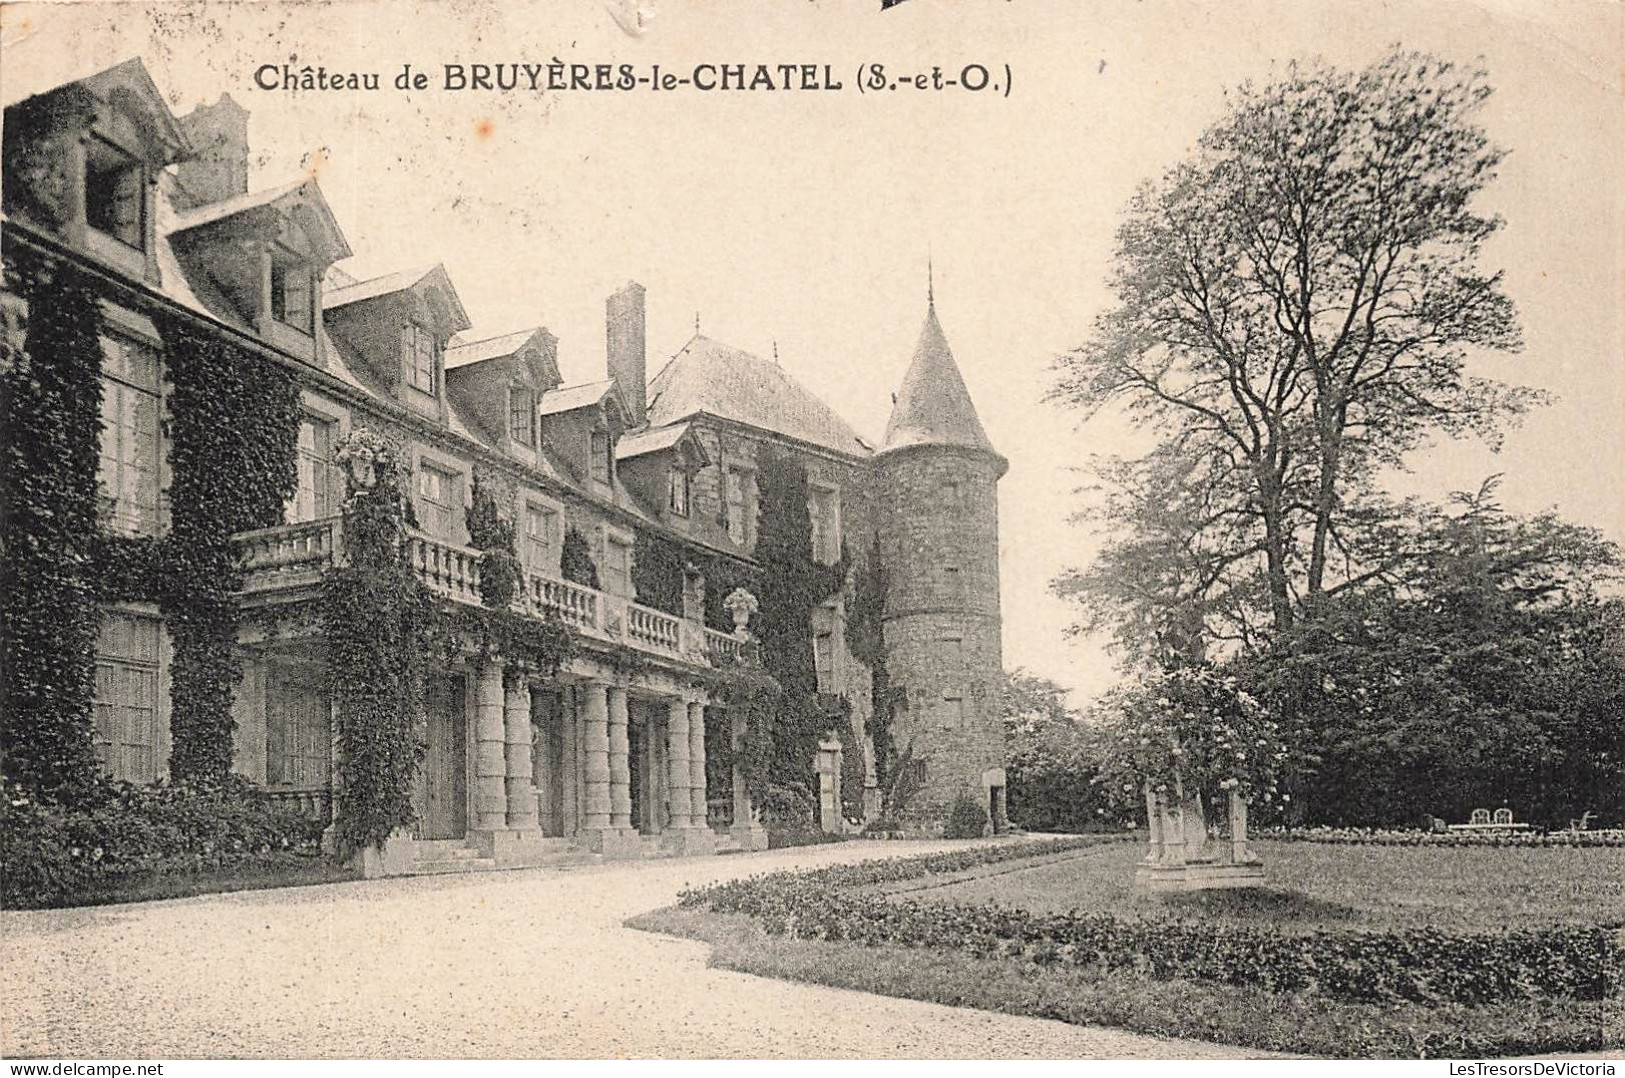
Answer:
[522, 501, 558, 572]
[403, 323, 436, 393]
[94, 613, 162, 783]
[667, 466, 690, 517]
[810, 485, 840, 564]
[288, 416, 339, 522]
[589, 430, 611, 484]
[509, 386, 537, 447]
[417, 462, 462, 539]
[98, 335, 162, 536]
[725, 467, 755, 547]
[85, 137, 144, 250]
[270, 259, 313, 334]
[603, 535, 631, 597]
[814, 631, 836, 693]
[266, 667, 331, 788]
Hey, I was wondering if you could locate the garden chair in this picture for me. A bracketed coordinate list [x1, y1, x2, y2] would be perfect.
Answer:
[1469, 808, 1491, 825]
[1570, 811, 1596, 832]
[1492, 808, 1514, 826]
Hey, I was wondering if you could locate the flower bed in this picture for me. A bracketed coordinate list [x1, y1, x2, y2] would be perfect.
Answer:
[678, 840, 1622, 1006]
[1, 776, 326, 909]
[1256, 825, 1625, 848]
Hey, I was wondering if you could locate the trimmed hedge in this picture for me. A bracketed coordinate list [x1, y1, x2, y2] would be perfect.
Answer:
[679, 839, 1622, 1006]
[1258, 826, 1625, 848]
[1, 776, 325, 909]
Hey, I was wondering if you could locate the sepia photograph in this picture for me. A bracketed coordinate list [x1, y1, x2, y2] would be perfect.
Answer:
[0, 0, 1620, 1065]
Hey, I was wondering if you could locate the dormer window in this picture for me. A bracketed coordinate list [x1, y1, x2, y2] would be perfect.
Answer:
[590, 429, 611, 484]
[508, 386, 536, 447]
[403, 323, 436, 394]
[667, 467, 690, 517]
[270, 258, 313, 335]
[85, 137, 144, 250]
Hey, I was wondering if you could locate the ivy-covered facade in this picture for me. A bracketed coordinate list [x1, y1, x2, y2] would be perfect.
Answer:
[0, 58, 1009, 872]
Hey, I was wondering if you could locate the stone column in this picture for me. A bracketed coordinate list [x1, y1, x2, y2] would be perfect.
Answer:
[607, 687, 633, 831]
[688, 701, 708, 830]
[666, 698, 693, 829]
[1228, 789, 1256, 864]
[504, 676, 539, 833]
[473, 661, 508, 833]
[580, 683, 611, 835]
[1142, 784, 1163, 865]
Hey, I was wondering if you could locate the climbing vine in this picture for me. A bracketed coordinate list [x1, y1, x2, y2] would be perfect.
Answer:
[0, 246, 104, 796]
[560, 524, 600, 589]
[156, 313, 300, 783]
[460, 470, 576, 675]
[750, 447, 849, 806]
[320, 431, 434, 853]
[631, 528, 686, 615]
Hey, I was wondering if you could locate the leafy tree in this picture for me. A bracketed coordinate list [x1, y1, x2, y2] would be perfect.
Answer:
[1001, 669, 1111, 832]
[1236, 485, 1623, 827]
[1052, 50, 1540, 654]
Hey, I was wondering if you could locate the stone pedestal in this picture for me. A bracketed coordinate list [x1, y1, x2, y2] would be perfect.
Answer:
[728, 709, 768, 851]
[350, 828, 417, 879]
[1136, 786, 1265, 892]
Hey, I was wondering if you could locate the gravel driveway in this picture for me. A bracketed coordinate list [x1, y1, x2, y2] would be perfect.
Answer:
[1, 839, 1264, 1058]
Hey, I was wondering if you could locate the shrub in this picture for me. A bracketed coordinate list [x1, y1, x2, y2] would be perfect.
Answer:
[679, 838, 1622, 1006]
[1, 776, 325, 909]
[945, 792, 989, 839]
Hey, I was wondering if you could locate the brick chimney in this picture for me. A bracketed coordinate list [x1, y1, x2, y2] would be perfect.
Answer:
[606, 281, 647, 425]
[176, 94, 249, 207]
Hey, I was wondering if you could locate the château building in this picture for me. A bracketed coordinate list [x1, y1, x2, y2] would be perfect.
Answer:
[0, 58, 1007, 873]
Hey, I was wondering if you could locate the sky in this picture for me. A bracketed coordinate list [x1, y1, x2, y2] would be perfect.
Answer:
[2, 0, 1621, 704]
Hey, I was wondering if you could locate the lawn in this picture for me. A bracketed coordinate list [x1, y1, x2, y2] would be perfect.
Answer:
[887, 839, 1625, 933]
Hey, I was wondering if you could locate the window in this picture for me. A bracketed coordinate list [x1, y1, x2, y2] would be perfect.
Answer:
[97, 335, 162, 536]
[85, 137, 144, 249]
[603, 534, 631, 597]
[94, 613, 162, 783]
[417, 462, 462, 539]
[725, 467, 755, 547]
[270, 259, 313, 334]
[667, 466, 690, 517]
[522, 501, 558, 572]
[815, 631, 836, 693]
[287, 415, 339, 522]
[590, 429, 611, 484]
[402, 324, 436, 393]
[810, 485, 841, 563]
[267, 667, 331, 788]
[509, 386, 536, 447]
[942, 695, 966, 728]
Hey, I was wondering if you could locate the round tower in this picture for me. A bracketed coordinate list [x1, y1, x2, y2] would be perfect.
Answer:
[876, 298, 1008, 832]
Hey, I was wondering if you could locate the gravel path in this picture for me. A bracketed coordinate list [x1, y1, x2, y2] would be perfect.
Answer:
[1, 839, 1266, 1059]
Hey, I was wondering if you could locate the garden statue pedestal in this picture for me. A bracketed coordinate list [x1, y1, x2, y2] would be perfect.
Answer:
[1136, 787, 1265, 892]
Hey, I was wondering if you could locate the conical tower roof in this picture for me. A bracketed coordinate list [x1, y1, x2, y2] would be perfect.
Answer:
[880, 304, 1006, 475]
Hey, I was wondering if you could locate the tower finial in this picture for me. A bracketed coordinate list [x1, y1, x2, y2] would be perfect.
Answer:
[927, 251, 935, 308]
[772, 339, 779, 364]
[694, 310, 701, 335]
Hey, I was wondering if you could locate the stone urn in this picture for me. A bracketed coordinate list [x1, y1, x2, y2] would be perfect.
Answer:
[723, 587, 759, 639]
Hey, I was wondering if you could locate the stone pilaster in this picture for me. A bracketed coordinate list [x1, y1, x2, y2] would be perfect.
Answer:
[688, 701, 708, 829]
[561, 688, 579, 837]
[504, 676, 539, 832]
[665, 698, 692, 829]
[473, 661, 507, 833]
[580, 682, 611, 834]
[607, 687, 633, 831]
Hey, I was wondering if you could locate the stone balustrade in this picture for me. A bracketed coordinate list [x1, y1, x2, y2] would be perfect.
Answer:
[235, 518, 745, 670]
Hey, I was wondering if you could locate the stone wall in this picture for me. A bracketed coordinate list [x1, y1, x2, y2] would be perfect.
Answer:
[877, 445, 1005, 825]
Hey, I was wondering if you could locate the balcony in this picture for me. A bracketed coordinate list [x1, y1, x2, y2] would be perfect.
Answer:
[235, 516, 749, 669]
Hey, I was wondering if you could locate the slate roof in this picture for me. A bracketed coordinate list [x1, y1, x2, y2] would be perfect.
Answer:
[880, 304, 1004, 470]
[445, 327, 543, 370]
[323, 263, 472, 333]
[646, 336, 870, 457]
[170, 177, 353, 261]
[615, 421, 699, 461]
[539, 379, 624, 417]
